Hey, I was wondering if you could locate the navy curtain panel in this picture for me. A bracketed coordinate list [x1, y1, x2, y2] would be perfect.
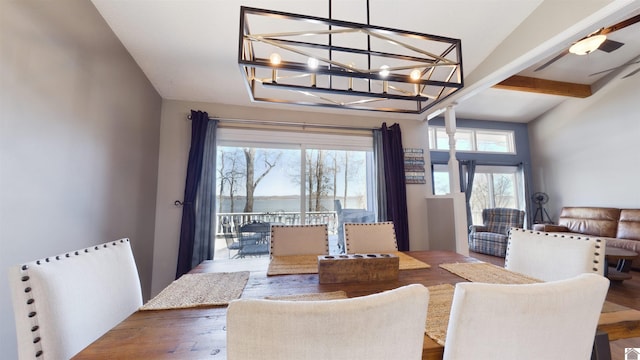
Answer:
[372, 129, 387, 222]
[176, 110, 210, 279]
[192, 120, 218, 267]
[460, 160, 476, 230]
[380, 123, 410, 251]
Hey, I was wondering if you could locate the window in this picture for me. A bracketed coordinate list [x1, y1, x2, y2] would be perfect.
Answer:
[215, 128, 375, 258]
[432, 164, 450, 195]
[469, 165, 524, 225]
[428, 127, 515, 154]
[431, 164, 524, 223]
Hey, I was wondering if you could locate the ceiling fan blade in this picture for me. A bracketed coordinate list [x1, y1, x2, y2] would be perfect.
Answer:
[589, 60, 640, 77]
[598, 39, 624, 53]
[600, 14, 640, 35]
[623, 67, 640, 79]
[534, 49, 569, 72]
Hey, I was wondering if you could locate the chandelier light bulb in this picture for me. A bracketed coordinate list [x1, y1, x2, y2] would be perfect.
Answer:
[270, 53, 282, 65]
[379, 65, 390, 77]
[307, 57, 319, 69]
[410, 69, 422, 81]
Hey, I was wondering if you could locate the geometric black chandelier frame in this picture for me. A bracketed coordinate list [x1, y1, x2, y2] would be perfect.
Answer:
[239, 6, 464, 114]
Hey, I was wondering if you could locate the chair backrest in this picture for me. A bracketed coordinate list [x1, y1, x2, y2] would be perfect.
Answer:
[344, 222, 398, 254]
[270, 224, 329, 256]
[8, 239, 143, 360]
[227, 284, 429, 360]
[443, 273, 609, 360]
[482, 208, 525, 235]
[505, 228, 605, 281]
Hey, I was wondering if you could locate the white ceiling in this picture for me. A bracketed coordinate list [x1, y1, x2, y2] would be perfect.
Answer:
[91, 0, 640, 123]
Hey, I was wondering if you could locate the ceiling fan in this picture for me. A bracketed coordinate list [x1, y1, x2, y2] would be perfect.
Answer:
[534, 14, 640, 72]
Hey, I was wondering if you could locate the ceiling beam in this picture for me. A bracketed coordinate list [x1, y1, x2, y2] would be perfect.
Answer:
[493, 75, 592, 98]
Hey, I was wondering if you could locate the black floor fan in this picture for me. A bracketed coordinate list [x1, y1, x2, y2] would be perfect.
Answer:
[532, 192, 552, 224]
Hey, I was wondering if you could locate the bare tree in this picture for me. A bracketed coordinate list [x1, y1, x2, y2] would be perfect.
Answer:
[343, 151, 349, 205]
[243, 148, 280, 212]
[217, 149, 244, 212]
[469, 173, 517, 224]
[305, 149, 335, 211]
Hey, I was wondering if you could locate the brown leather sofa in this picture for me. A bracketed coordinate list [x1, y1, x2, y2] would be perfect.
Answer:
[533, 207, 640, 269]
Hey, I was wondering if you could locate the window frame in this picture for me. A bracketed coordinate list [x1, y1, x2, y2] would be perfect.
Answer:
[428, 126, 516, 154]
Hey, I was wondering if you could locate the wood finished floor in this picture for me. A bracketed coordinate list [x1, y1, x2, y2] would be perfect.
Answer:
[469, 251, 640, 357]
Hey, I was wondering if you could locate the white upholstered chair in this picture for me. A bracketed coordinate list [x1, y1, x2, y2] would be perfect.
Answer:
[270, 224, 329, 256]
[344, 221, 398, 254]
[8, 239, 143, 360]
[226, 284, 429, 360]
[443, 273, 609, 360]
[505, 228, 606, 281]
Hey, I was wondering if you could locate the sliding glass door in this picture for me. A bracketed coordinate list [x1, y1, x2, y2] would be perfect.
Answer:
[214, 128, 374, 259]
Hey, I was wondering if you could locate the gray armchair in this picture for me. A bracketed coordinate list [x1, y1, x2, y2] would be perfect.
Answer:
[468, 208, 525, 257]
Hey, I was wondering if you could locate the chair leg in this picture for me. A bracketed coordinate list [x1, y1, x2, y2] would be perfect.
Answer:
[590, 331, 611, 360]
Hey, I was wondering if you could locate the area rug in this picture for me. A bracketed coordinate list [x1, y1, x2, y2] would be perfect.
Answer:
[140, 271, 250, 310]
[439, 262, 541, 284]
[265, 291, 349, 301]
[424, 284, 455, 346]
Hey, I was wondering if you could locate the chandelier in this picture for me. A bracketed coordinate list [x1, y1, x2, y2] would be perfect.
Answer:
[238, 5, 464, 114]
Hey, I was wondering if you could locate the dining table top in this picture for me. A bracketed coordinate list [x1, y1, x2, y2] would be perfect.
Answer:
[72, 250, 640, 360]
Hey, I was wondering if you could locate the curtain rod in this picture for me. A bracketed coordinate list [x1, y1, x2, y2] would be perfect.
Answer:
[186, 115, 379, 132]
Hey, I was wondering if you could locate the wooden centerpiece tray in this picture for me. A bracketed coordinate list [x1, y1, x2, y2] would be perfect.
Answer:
[318, 253, 399, 284]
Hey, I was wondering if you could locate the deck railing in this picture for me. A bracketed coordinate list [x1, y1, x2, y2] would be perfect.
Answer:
[216, 211, 338, 236]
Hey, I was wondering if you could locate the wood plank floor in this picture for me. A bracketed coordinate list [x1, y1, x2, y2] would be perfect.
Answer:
[470, 251, 640, 357]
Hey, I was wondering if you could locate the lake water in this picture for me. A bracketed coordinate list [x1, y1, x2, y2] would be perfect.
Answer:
[217, 196, 367, 213]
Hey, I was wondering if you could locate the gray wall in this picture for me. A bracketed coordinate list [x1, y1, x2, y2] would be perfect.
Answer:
[0, 1, 161, 358]
[528, 71, 640, 219]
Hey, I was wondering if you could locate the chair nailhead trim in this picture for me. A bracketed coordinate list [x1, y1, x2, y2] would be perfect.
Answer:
[15, 238, 131, 359]
[507, 228, 603, 274]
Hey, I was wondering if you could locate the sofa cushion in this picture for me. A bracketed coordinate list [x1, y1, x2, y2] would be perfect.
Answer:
[617, 209, 640, 241]
[558, 207, 620, 238]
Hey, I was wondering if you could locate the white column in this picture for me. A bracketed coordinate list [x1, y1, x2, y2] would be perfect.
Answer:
[443, 104, 469, 255]
[444, 105, 460, 194]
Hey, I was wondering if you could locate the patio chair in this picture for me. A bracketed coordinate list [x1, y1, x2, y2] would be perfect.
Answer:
[443, 273, 609, 360]
[224, 232, 241, 258]
[468, 208, 525, 257]
[227, 284, 429, 360]
[237, 221, 270, 257]
[335, 200, 376, 253]
[270, 224, 329, 256]
[8, 239, 143, 359]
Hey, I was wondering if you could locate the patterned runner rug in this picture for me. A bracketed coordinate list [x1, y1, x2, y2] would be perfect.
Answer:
[440, 262, 541, 284]
[424, 284, 455, 346]
[265, 291, 348, 301]
[140, 271, 250, 310]
[267, 255, 319, 276]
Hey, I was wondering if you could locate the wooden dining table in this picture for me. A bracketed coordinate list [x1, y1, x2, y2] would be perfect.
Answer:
[72, 251, 640, 360]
